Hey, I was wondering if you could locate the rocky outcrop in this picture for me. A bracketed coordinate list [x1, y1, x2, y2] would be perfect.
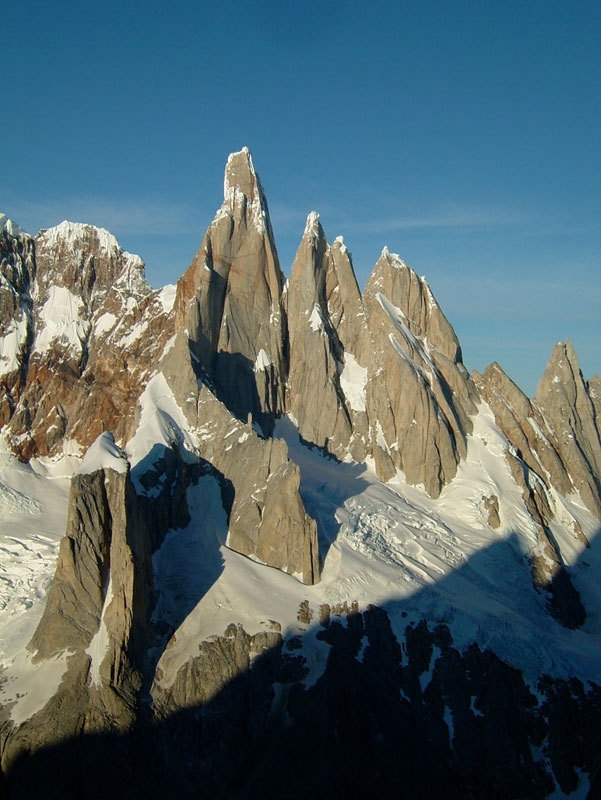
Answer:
[0, 217, 36, 427]
[152, 622, 283, 715]
[476, 348, 601, 527]
[199, 389, 319, 585]
[1, 433, 155, 780]
[29, 433, 153, 677]
[286, 213, 369, 460]
[534, 341, 601, 519]
[174, 147, 287, 435]
[2, 221, 176, 460]
[161, 338, 320, 584]
[362, 248, 478, 494]
[474, 361, 574, 497]
[474, 361, 587, 628]
[285, 229, 480, 496]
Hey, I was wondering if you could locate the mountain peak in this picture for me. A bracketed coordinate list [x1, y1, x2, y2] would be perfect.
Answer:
[0, 213, 27, 238]
[37, 220, 122, 256]
[224, 147, 260, 200]
[303, 211, 323, 242]
[536, 340, 580, 393]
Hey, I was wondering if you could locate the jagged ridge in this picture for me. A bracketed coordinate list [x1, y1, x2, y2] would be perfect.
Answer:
[1, 148, 601, 797]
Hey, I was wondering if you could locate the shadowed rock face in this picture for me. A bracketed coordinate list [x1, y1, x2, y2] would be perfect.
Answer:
[5, 608, 601, 799]
[0, 223, 36, 426]
[160, 334, 320, 585]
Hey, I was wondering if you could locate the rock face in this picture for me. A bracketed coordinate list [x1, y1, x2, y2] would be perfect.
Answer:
[363, 248, 478, 494]
[161, 342, 320, 585]
[286, 213, 369, 461]
[2, 221, 175, 460]
[474, 361, 588, 628]
[1, 434, 154, 777]
[535, 341, 601, 518]
[29, 433, 153, 678]
[284, 221, 480, 496]
[174, 147, 287, 436]
[0, 217, 36, 427]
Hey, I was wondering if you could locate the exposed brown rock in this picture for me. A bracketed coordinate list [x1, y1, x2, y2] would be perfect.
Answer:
[161, 341, 320, 584]
[286, 213, 369, 459]
[534, 341, 601, 518]
[152, 622, 283, 715]
[29, 433, 154, 678]
[482, 494, 501, 529]
[363, 248, 478, 495]
[474, 362, 574, 498]
[3, 222, 175, 460]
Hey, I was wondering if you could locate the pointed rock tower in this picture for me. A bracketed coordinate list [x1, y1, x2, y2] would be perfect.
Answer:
[175, 147, 287, 435]
[286, 212, 370, 459]
[534, 341, 601, 518]
[363, 248, 478, 495]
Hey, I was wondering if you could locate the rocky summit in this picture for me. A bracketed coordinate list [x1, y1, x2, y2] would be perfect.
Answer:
[0, 153, 600, 799]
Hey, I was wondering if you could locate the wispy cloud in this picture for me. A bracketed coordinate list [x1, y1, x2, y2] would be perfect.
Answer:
[347, 205, 524, 235]
[3, 196, 204, 238]
[267, 198, 528, 238]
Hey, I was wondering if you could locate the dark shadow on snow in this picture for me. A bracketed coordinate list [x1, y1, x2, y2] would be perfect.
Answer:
[130, 441, 233, 691]
[4, 527, 601, 800]
[273, 415, 371, 564]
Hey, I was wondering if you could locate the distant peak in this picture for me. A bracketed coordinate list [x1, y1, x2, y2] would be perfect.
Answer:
[38, 220, 121, 255]
[0, 213, 27, 237]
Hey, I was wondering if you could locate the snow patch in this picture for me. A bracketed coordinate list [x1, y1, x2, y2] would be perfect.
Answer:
[309, 303, 324, 333]
[0, 481, 42, 518]
[333, 235, 347, 255]
[117, 320, 147, 348]
[0, 315, 29, 376]
[86, 574, 114, 687]
[38, 221, 120, 256]
[254, 348, 272, 372]
[3, 649, 71, 725]
[158, 284, 177, 314]
[94, 312, 117, 337]
[34, 285, 89, 356]
[126, 372, 199, 474]
[381, 246, 409, 269]
[338, 354, 367, 412]
[304, 211, 321, 240]
[77, 432, 128, 476]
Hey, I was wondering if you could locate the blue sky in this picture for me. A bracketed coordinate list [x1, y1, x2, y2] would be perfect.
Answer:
[3, 0, 599, 395]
